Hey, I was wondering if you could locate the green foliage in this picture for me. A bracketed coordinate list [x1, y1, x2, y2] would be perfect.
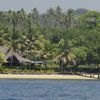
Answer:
[72, 47, 88, 63]
[0, 51, 7, 64]
[0, 7, 100, 68]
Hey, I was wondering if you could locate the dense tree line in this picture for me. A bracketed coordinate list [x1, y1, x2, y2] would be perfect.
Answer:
[0, 7, 100, 68]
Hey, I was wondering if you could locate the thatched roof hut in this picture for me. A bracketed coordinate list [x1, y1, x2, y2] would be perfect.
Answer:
[6, 49, 31, 63]
[0, 46, 44, 66]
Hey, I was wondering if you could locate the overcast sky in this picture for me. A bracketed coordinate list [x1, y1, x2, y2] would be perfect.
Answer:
[0, 0, 99, 13]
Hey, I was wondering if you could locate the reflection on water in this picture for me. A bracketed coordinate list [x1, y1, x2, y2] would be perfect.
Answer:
[0, 79, 100, 100]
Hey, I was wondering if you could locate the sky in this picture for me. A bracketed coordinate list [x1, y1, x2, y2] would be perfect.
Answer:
[0, 0, 99, 13]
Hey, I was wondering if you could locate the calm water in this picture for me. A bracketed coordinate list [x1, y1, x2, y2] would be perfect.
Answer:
[0, 79, 100, 100]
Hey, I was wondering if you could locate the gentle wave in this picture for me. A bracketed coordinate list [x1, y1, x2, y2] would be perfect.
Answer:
[0, 79, 100, 100]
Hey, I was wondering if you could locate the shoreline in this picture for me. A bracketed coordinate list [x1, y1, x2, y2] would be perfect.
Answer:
[0, 74, 96, 80]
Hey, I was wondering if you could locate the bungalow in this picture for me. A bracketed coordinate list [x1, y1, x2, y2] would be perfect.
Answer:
[0, 46, 44, 66]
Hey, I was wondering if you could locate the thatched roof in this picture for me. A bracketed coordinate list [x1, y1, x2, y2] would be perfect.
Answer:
[31, 61, 44, 64]
[0, 46, 31, 63]
[6, 49, 31, 63]
[0, 46, 44, 64]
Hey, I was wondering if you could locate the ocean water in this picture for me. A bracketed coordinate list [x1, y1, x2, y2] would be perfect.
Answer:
[0, 79, 100, 100]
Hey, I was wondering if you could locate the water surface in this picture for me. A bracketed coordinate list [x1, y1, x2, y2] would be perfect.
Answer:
[0, 79, 100, 100]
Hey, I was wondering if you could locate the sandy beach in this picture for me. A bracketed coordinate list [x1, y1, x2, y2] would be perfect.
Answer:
[0, 74, 96, 80]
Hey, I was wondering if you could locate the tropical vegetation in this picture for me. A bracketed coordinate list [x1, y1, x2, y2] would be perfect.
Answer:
[0, 7, 100, 73]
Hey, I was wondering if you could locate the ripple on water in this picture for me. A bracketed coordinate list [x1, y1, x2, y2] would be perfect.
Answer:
[0, 79, 100, 100]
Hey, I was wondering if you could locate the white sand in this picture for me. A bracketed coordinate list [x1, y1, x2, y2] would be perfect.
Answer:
[0, 74, 95, 80]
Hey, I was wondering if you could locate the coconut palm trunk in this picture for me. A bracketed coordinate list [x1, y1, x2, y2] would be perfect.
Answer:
[54, 50, 76, 73]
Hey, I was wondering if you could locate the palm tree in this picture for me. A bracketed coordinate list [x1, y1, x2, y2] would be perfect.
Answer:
[65, 9, 75, 30]
[54, 49, 76, 71]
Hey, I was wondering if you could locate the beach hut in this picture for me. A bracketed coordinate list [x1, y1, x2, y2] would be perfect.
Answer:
[6, 49, 31, 66]
[0, 46, 44, 67]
